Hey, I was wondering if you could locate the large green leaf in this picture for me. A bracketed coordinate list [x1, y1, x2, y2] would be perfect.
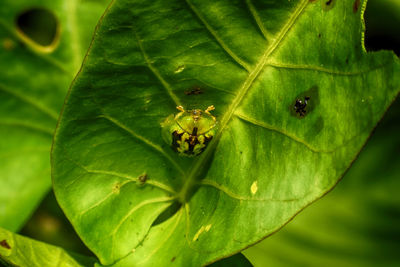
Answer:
[0, 226, 96, 267]
[243, 97, 400, 267]
[52, 0, 400, 265]
[0, 0, 109, 231]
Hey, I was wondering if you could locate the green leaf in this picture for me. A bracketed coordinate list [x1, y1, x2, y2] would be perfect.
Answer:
[0, 0, 109, 231]
[52, 0, 400, 265]
[242, 97, 400, 267]
[0, 226, 96, 267]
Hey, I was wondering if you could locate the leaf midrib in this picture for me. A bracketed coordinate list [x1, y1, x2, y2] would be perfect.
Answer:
[179, 0, 310, 199]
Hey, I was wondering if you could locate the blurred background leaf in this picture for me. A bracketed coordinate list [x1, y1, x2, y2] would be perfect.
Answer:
[0, 0, 110, 232]
[0, 226, 97, 267]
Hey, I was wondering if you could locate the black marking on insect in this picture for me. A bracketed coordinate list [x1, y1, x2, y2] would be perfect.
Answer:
[162, 105, 217, 156]
[294, 96, 310, 117]
[172, 127, 213, 155]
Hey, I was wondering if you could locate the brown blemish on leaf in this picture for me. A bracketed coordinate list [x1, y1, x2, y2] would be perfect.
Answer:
[112, 183, 121, 194]
[138, 174, 148, 183]
[353, 0, 360, 13]
[0, 240, 11, 249]
[322, 0, 336, 11]
[3, 38, 15, 50]
[171, 256, 176, 262]
[184, 87, 203, 96]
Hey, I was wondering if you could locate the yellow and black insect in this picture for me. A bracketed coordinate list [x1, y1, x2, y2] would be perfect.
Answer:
[161, 105, 217, 156]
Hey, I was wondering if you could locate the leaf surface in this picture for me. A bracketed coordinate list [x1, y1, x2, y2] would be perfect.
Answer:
[243, 98, 400, 267]
[0, 226, 96, 267]
[0, 0, 109, 231]
[52, 0, 400, 265]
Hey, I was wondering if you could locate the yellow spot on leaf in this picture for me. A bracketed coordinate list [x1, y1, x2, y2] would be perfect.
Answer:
[112, 183, 121, 194]
[192, 224, 213, 242]
[192, 226, 205, 242]
[3, 39, 15, 50]
[251, 181, 258, 195]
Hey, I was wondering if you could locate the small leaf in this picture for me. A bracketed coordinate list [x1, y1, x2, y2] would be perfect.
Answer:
[0, 0, 109, 231]
[52, 0, 400, 265]
[0, 226, 96, 267]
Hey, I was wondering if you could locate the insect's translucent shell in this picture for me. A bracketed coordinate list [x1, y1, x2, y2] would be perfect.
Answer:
[175, 111, 216, 135]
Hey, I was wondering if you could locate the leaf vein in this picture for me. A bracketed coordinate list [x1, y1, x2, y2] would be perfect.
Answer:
[79, 179, 134, 217]
[136, 208, 183, 265]
[266, 61, 392, 76]
[244, 0, 271, 40]
[234, 112, 332, 153]
[0, 84, 59, 120]
[201, 179, 302, 202]
[184, 0, 252, 72]
[132, 25, 181, 106]
[99, 114, 186, 176]
[0, 120, 54, 135]
[111, 196, 175, 236]
[85, 169, 177, 194]
[181, 0, 310, 199]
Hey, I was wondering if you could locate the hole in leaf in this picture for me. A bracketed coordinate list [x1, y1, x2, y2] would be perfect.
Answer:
[0, 240, 11, 249]
[15, 7, 60, 52]
[151, 201, 182, 226]
[322, 0, 336, 11]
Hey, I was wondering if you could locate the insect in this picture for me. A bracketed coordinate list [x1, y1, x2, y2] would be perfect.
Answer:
[294, 96, 310, 117]
[161, 105, 217, 156]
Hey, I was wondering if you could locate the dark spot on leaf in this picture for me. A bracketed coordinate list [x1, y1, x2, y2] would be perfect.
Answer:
[318, 33, 322, 38]
[290, 86, 320, 119]
[171, 256, 176, 262]
[112, 183, 121, 193]
[0, 240, 11, 249]
[346, 57, 349, 64]
[322, 0, 336, 11]
[129, 201, 132, 205]
[305, 116, 325, 138]
[3, 38, 15, 51]
[138, 174, 148, 183]
[16, 8, 60, 52]
[184, 87, 203, 96]
[353, 0, 360, 13]
[240, 151, 243, 154]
